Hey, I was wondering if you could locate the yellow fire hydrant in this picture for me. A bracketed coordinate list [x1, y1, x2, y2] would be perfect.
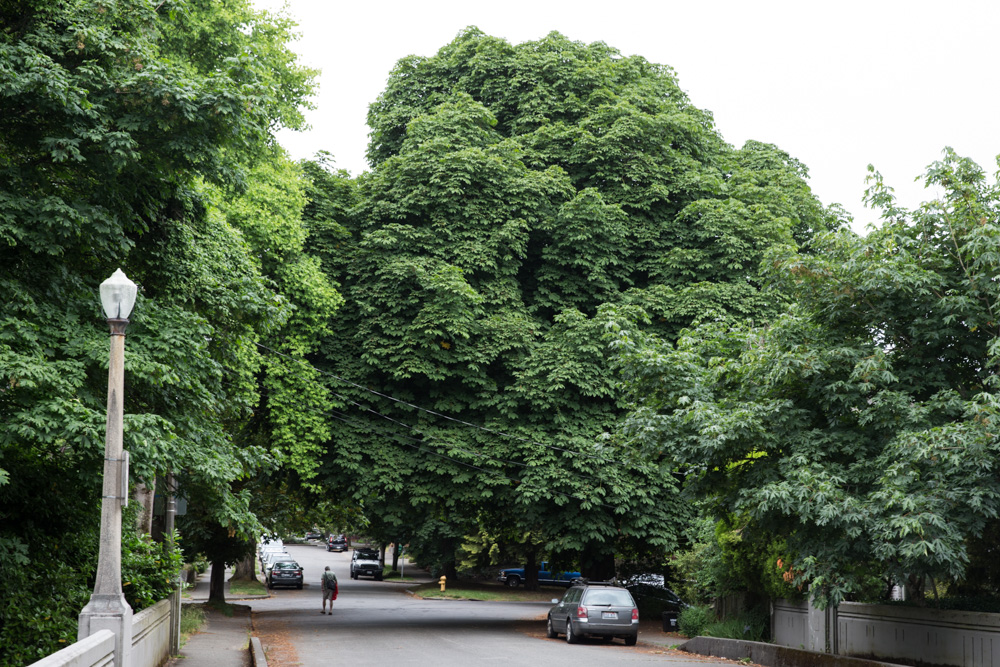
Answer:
[439, 576, 447, 592]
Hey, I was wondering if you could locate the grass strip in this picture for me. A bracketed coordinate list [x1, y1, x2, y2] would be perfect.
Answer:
[229, 578, 268, 597]
[179, 604, 205, 647]
[412, 581, 564, 602]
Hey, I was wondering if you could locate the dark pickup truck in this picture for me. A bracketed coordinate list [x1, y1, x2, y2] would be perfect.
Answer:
[497, 561, 581, 588]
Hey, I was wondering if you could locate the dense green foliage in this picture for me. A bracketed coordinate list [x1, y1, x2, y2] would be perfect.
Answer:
[0, 0, 323, 658]
[303, 28, 834, 579]
[612, 149, 1000, 606]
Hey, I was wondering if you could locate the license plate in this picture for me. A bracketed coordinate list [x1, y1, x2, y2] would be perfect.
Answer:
[602, 611, 617, 619]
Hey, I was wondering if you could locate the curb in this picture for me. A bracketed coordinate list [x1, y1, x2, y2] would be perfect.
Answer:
[250, 637, 267, 667]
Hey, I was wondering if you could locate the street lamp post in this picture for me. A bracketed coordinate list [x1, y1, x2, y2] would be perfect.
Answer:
[79, 269, 137, 667]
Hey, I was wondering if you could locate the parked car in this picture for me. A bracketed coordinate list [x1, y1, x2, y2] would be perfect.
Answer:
[350, 548, 382, 580]
[497, 561, 581, 588]
[267, 560, 303, 589]
[258, 545, 286, 570]
[327, 534, 348, 552]
[304, 530, 323, 541]
[262, 551, 293, 579]
[623, 574, 685, 632]
[546, 580, 639, 645]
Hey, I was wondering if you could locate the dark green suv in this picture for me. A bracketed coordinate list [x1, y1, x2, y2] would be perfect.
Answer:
[546, 581, 639, 645]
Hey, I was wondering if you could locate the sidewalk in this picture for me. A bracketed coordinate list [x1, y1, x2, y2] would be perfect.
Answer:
[165, 569, 255, 667]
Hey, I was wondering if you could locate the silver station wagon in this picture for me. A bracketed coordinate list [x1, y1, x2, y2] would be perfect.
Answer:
[546, 581, 639, 646]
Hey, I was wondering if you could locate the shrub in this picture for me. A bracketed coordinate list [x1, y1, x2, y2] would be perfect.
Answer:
[703, 606, 769, 642]
[678, 604, 715, 637]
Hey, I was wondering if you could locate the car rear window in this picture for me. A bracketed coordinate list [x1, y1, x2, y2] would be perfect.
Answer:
[583, 589, 634, 606]
[273, 562, 299, 570]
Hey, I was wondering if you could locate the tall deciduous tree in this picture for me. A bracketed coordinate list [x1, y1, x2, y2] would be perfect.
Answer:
[611, 149, 1000, 606]
[304, 29, 835, 576]
[0, 0, 319, 658]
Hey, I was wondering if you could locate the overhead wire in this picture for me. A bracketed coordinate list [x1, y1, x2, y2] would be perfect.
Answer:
[218, 353, 673, 514]
[254, 342, 658, 492]
[323, 405, 625, 512]
[254, 341, 651, 471]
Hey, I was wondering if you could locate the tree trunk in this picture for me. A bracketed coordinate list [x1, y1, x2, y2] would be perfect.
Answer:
[232, 552, 257, 582]
[391, 543, 400, 571]
[133, 477, 155, 535]
[209, 561, 227, 603]
[379, 543, 386, 568]
[525, 548, 539, 591]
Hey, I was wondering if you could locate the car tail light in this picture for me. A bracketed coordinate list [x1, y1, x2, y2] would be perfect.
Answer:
[576, 606, 588, 619]
[631, 608, 639, 621]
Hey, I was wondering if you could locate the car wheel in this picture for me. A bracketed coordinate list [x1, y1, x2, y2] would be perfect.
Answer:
[296, 583, 303, 590]
[566, 619, 579, 644]
[625, 634, 637, 646]
[352, 571, 358, 580]
[546, 615, 557, 638]
[375, 573, 383, 581]
[505, 575, 521, 588]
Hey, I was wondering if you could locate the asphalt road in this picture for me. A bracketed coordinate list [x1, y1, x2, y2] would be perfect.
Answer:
[250, 543, 738, 666]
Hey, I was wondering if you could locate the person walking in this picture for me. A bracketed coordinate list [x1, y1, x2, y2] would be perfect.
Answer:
[321, 565, 338, 614]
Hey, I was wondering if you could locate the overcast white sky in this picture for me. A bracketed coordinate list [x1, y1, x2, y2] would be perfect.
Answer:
[252, 0, 1000, 235]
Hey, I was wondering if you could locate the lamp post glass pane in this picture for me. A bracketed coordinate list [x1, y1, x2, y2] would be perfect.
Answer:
[100, 269, 137, 320]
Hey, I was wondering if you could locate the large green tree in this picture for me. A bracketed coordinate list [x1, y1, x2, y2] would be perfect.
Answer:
[611, 149, 1000, 606]
[0, 0, 320, 658]
[303, 28, 835, 578]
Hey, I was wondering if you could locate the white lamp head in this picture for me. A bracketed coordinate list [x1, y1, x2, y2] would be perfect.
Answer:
[99, 269, 137, 320]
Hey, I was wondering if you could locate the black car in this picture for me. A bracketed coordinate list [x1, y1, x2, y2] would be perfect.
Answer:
[267, 560, 303, 589]
[624, 574, 685, 632]
[327, 534, 348, 552]
[546, 581, 639, 645]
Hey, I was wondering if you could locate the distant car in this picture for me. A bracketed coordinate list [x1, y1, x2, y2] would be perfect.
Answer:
[267, 560, 303, 589]
[327, 535, 348, 552]
[497, 561, 581, 588]
[350, 548, 382, 580]
[305, 530, 323, 541]
[546, 580, 639, 645]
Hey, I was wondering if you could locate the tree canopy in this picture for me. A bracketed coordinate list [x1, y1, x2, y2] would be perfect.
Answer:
[611, 149, 1000, 606]
[303, 27, 836, 577]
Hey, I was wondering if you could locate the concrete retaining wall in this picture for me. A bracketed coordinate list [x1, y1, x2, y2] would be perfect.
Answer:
[773, 599, 810, 648]
[681, 636, 906, 667]
[837, 602, 1000, 667]
[772, 599, 1000, 667]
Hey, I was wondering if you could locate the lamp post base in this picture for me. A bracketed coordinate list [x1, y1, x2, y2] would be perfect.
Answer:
[79, 594, 132, 667]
